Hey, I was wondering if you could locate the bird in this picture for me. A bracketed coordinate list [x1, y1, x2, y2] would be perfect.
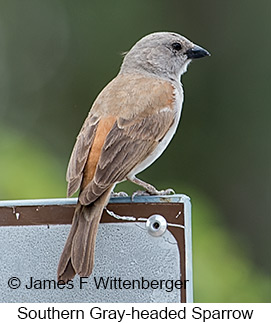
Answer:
[57, 31, 210, 282]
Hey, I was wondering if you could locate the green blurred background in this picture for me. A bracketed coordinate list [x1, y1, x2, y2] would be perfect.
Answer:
[0, 0, 270, 302]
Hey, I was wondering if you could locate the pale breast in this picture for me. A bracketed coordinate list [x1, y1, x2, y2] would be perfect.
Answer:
[128, 84, 183, 177]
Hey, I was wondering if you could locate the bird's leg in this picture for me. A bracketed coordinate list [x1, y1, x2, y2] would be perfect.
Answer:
[127, 175, 175, 199]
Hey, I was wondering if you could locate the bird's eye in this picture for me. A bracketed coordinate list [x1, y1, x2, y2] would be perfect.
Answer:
[172, 42, 182, 51]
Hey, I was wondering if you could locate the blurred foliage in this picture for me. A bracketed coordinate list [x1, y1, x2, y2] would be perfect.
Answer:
[190, 188, 271, 302]
[0, 0, 270, 302]
[0, 126, 66, 199]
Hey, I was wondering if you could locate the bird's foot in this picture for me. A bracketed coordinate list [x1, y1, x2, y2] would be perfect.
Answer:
[156, 188, 175, 195]
[131, 188, 175, 200]
[111, 191, 129, 198]
[131, 190, 151, 200]
[127, 175, 175, 200]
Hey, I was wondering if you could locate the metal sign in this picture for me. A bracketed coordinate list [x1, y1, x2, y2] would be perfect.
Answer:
[0, 194, 192, 302]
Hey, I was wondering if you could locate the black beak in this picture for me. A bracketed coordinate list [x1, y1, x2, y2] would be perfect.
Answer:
[186, 45, 210, 59]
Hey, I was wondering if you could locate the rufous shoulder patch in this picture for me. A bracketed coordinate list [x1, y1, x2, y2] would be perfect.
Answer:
[81, 115, 117, 190]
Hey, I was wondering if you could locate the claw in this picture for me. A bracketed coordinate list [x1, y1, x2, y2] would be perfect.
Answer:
[159, 188, 175, 195]
[149, 188, 175, 195]
[131, 190, 151, 200]
[111, 191, 129, 198]
[131, 188, 175, 201]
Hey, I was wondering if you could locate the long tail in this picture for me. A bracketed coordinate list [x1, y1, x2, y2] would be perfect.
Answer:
[57, 187, 112, 282]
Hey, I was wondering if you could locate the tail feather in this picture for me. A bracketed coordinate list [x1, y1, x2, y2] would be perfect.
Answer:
[57, 204, 81, 281]
[57, 187, 112, 282]
[71, 202, 103, 276]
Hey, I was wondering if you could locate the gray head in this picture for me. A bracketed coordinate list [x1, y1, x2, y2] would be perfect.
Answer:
[120, 32, 210, 81]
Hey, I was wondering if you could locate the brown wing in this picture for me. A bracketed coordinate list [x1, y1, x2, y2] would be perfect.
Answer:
[67, 74, 176, 203]
[79, 108, 175, 205]
[66, 114, 99, 197]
